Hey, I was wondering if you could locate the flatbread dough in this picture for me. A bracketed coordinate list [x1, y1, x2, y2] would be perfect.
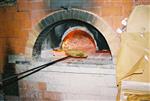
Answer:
[65, 49, 88, 58]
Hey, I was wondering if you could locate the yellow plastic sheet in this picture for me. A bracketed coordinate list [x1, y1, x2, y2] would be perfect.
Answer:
[116, 32, 150, 101]
[116, 32, 149, 84]
[117, 5, 150, 101]
[127, 94, 150, 101]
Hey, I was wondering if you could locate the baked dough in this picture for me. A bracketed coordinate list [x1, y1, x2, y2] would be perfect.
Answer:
[65, 49, 88, 58]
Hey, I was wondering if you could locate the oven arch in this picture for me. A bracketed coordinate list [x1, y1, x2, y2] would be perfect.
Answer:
[25, 8, 120, 61]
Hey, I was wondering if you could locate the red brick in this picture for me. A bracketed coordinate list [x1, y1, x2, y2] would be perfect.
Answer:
[19, 88, 28, 98]
[113, 16, 124, 30]
[122, 2, 133, 17]
[30, 10, 49, 26]
[93, 0, 124, 7]
[135, 0, 150, 5]
[28, 1, 47, 10]
[122, 0, 133, 3]
[15, 12, 31, 29]
[38, 82, 47, 91]
[19, 80, 30, 89]
[102, 16, 113, 28]
[6, 38, 26, 53]
[92, 0, 105, 6]
[101, 6, 123, 16]
[17, 0, 29, 11]
[89, 7, 102, 16]
[43, 91, 62, 101]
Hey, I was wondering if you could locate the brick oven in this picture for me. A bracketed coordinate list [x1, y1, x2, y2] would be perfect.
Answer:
[0, 0, 150, 101]
[4, 8, 119, 101]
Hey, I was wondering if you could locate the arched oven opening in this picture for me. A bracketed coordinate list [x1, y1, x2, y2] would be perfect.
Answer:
[32, 19, 111, 60]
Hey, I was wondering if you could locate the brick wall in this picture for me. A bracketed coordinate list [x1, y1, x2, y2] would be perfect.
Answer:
[0, 1, 149, 100]
[0, 0, 149, 72]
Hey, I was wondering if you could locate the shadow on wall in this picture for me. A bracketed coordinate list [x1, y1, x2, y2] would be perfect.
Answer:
[2, 38, 19, 96]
